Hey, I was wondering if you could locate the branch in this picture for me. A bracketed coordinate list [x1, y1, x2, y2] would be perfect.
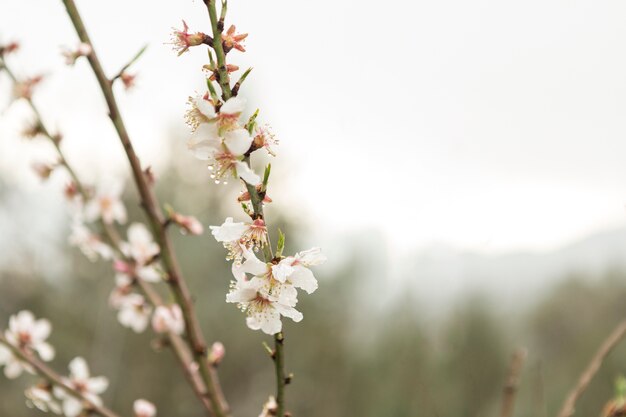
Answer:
[203, 0, 232, 99]
[0, 333, 124, 417]
[500, 348, 527, 417]
[557, 319, 626, 417]
[58, 2, 230, 416]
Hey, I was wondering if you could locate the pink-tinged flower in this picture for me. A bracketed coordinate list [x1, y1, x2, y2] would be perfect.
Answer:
[185, 94, 217, 131]
[217, 96, 246, 129]
[61, 42, 92, 65]
[226, 276, 302, 335]
[188, 126, 259, 185]
[69, 221, 113, 261]
[121, 223, 160, 266]
[208, 342, 225, 366]
[120, 72, 137, 90]
[210, 218, 248, 263]
[4, 311, 55, 362]
[152, 305, 184, 335]
[31, 162, 56, 180]
[222, 25, 248, 52]
[13, 75, 44, 100]
[134, 399, 156, 417]
[170, 212, 204, 235]
[117, 293, 152, 333]
[84, 182, 127, 225]
[258, 396, 278, 417]
[25, 385, 62, 414]
[169, 20, 206, 56]
[54, 357, 108, 417]
[253, 124, 278, 156]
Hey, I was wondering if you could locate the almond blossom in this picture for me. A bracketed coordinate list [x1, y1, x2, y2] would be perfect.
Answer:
[4, 311, 55, 362]
[25, 385, 62, 414]
[152, 305, 185, 335]
[210, 217, 268, 261]
[188, 126, 260, 185]
[0, 346, 31, 379]
[84, 182, 127, 225]
[54, 357, 108, 417]
[169, 20, 206, 56]
[222, 25, 248, 53]
[69, 221, 113, 261]
[134, 399, 157, 417]
[117, 293, 152, 333]
[226, 275, 302, 335]
[121, 223, 160, 266]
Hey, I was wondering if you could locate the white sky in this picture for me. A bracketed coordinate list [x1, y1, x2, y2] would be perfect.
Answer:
[2, 0, 626, 255]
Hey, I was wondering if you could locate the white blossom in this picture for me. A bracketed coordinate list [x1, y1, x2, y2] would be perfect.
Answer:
[4, 311, 55, 362]
[134, 399, 156, 417]
[0, 345, 32, 379]
[121, 223, 160, 266]
[69, 220, 113, 261]
[117, 293, 152, 333]
[210, 217, 268, 262]
[84, 182, 127, 225]
[54, 357, 108, 417]
[25, 386, 62, 414]
[151, 305, 185, 335]
[258, 396, 278, 417]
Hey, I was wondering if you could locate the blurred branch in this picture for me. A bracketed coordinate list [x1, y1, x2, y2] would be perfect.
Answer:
[0, 333, 124, 417]
[59, 1, 231, 416]
[500, 348, 527, 417]
[0, 57, 87, 198]
[557, 319, 626, 417]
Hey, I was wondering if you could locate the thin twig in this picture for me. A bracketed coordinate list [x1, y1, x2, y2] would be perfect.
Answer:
[0, 333, 124, 417]
[110, 44, 148, 83]
[557, 319, 626, 417]
[203, 0, 232, 100]
[58, 2, 230, 416]
[500, 348, 527, 417]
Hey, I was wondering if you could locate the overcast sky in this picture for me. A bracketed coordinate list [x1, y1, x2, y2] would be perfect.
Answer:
[2, 0, 626, 256]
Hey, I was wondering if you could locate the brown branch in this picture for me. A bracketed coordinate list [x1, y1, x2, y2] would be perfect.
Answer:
[557, 319, 626, 417]
[0, 333, 124, 417]
[58, 2, 230, 416]
[500, 348, 527, 417]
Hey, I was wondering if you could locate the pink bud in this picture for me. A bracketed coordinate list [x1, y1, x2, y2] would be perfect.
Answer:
[209, 342, 225, 366]
[113, 260, 132, 274]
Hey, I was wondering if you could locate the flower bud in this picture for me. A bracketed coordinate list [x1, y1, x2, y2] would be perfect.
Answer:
[31, 162, 55, 180]
[209, 341, 225, 366]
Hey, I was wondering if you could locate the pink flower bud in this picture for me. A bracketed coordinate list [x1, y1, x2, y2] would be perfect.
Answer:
[113, 260, 133, 274]
[209, 341, 225, 366]
[133, 399, 156, 417]
[171, 212, 204, 235]
[31, 162, 55, 180]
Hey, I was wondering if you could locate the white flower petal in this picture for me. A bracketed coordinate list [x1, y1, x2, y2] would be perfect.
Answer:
[69, 357, 90, 380]
[289, 266, 318, 294]
[209, 217, 247, 242]
[224, 128, 252, 156]
[220, 96, 246, 115]
[234, 161, 261, 185]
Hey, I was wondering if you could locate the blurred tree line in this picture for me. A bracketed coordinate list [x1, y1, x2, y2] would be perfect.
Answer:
[1, 144, 626, 417]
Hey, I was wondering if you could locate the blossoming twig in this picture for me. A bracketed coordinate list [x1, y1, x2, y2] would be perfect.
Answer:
[0, 332, 123, 417]
[59, 2, 231, 416]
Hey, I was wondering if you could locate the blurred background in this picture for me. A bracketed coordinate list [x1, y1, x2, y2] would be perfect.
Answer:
[2, 0, 626, 416]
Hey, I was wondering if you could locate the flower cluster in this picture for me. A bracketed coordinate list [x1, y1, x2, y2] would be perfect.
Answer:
[0, 312, 135, 417]
[211, 218, 325, 334]
[186, 94, 272, 185]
